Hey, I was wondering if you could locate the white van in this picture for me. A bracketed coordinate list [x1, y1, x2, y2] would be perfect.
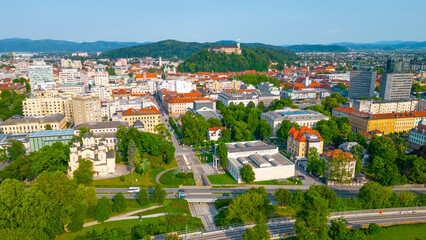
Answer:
[127, 187, 141, 193]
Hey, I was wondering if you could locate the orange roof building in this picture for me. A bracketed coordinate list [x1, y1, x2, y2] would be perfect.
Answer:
[322, 149, 357, 179]
[122, 107, 161, 133]
[287, 126, 324, 157]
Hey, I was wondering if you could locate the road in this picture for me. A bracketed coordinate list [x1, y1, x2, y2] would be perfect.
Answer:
[183, 211, 426, 240]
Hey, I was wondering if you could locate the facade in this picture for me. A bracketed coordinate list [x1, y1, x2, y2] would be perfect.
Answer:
[380, 73, 413, 100]
[157, 80, 195, 93]
[68, 132, 115, 177]
[348, 70, 376, 99]
[208, 43, 242, 55]
[287, 126, 324, 157]
[257, 82, 280, 95]
[23, 93, 73, 120]
[28, 63, 54, 90]
[72, 95, 102, 126]
[167, 98, 214, 118]
[29, 129, 74, 152]
[59, 69, 86, 84]
[261, 107, 329, 137]
[207, 127, 225, 141]
[281, 88, 331, 100]
[332, 107, 426, 134]
[122, 107, 161, 133]
[409, 121, 426, 148]
[0, 114, 67, 134]
[93, 70, 109, 86]
[205, 80, 241, 91]
[353, 99, 426, 114]
[218, 141, 295, 183]
[217, 93, 259, 107]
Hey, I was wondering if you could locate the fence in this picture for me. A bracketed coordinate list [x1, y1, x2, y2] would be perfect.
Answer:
[330, 206, 426, 217]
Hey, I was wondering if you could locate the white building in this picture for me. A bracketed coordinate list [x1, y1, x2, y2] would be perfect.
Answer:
[93, 70, 109, 86]
[207, 127, 225, 141]
[261, 107, 329, 137]
[257, 82, 280, 95]
[68, 132, 115, 177]
[59, 69, 86, 84]
[217, 93, 259, 107]
[28, 62, 54, 90]
[353, 99, 426, 114]
[281, 89, 331, 100]
[157, 80, 195, 93]
[90, 85, 112, 101]
[216, 141, 295, 183]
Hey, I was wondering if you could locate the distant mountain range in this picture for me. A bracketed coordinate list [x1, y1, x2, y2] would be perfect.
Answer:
[0, 38, 425, 56]
[0, 38, 149, 53]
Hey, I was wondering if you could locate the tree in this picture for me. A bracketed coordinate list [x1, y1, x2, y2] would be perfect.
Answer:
[335, 82, 347, 90]
[6, 140, 26, 160]
[258, 101, 265, 111]
[30, 142, 70, 175]
[165, 233, 182, 240]
[136, 156, 151, 175]
[112, 193, 127, 213]
[329, 218, 349, 240]
[45, 124, 52, 130]
[274, 188, 293, 207]
[327, 152, 353, 183]
[207, 118, 222, 128]
[95, 197, 112, 222]
[0, 156, 34, 181]
[67, 204, 85, 232]
[227, 187, 270, 224]
[73, 158, 94, 184]
[294, 190, 329, 240]
[307, 147, 320, 174]
[138, 188, 150, 206]
[151, 184, 167, 204]
[180, 111, 208, 145]
[216, 142, 228, 169]
[254, 119, 272, 141]
[220, 128, 232, 142]
[276, 120, 292, 140]
[154, 123, 171, 140]
[358, 182, 395, 209]
[242, 222, 270, 240]
[398, 191, 416, 207]
[240, 164, 255, 184]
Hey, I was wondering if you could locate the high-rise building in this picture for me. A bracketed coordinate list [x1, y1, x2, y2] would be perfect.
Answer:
[28, 61, 54, 90]
[387, 58, 411, 73]
[380, 73, 413, 100]
[72, 95, 101, 126]
[349, 70, 376, 99]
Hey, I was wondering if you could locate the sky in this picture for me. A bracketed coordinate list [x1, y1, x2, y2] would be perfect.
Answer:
[1, 0, 425, 45]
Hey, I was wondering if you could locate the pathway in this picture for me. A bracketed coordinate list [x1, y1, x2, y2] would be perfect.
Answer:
[83, 205, 164, 228]
[155, 167, 179, 184]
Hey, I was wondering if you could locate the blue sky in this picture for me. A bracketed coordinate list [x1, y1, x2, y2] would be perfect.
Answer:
[1, 0, 425, 45]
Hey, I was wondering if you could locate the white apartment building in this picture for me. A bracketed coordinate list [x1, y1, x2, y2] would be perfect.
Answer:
[90, 70, 109, 86]
[59, 69, 86, 84]
[217, 93, 259, 107]
[157, 80, 195, 93]
[23, 93, 73, 120]
[90, 85, 112, 101]
[353, 99, 426, 114]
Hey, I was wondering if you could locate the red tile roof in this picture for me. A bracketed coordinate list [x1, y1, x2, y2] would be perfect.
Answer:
[208, 127, 225, 132]
[288, 126, 324, 142]
[323, 149, 356, 162]
[123, 107, 160, 115]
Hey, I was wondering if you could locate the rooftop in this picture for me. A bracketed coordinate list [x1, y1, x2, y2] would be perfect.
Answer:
[75, 121, 128, 130]
[29, 129, 75, 137]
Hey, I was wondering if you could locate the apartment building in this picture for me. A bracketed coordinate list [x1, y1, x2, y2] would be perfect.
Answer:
[261, 107, 329, 137]
[353, 99, 426, 114]
[72, 95, 102, 126]
[59, 69, 86, 84]
[122, 107, 161, 133]
[287, 126, 324, 157]
[409, 121, 426, 148]
[322, 149, 357, 180]
[0, 114, 67, 134]
[23, 92, 74, 120]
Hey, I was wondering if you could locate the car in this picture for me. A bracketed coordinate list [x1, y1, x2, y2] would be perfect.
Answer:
[298, 175, 305, 180]
[127, 187, 141, 193]
[222, 193, 230, 196]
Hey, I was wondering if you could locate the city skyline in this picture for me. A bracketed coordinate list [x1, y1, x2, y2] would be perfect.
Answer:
[1, 0, 426, 45]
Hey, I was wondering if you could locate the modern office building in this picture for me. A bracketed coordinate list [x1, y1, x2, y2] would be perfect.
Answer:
[29, 129, 74, 152]
[28, 62, 54, 90]
[348, 70, 376, 99]
[380, 73, 413, 100]
[215, 141, 295, 183]
[72, 95, 102, 126]
[261, 107, 329, 137]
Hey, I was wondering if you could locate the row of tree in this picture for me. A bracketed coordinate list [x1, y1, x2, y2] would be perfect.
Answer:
[0, 89, 27, 121]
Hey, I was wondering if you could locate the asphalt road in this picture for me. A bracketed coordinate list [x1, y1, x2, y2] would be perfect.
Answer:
[184, 211, 426, 240]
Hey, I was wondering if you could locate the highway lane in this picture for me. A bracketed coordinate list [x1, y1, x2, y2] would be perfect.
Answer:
[184, 212, 426, 240]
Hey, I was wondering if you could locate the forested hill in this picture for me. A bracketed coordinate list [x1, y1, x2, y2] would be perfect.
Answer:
[99, 40, 300, 60]
[285, 44, 350, 52]
[177, 47, 300, 73]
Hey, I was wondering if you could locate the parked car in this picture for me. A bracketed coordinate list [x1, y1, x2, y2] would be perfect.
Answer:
[298, 175, 306, 180]
[222, 193, 230, 196]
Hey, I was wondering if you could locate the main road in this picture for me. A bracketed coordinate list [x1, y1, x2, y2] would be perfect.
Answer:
[181, 211, 426, 240]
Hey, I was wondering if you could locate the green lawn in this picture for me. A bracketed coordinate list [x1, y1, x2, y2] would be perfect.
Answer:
[254, 177, 302, 186]
[92, 160, 177, 187]
[159, 170, 195, 187]
[208, 172, 238, 185]
[133, 198, 191, 216]
[369, 224, 426, 240]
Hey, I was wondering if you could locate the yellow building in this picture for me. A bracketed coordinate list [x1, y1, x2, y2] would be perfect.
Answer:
[122, 107, 161, 133]
[287, 126, 324, 157]
[72, 95, 102, 126]
[0, 114, 67, 134]
[23, 92, 74, 120]
[333, 107, 421, 134]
